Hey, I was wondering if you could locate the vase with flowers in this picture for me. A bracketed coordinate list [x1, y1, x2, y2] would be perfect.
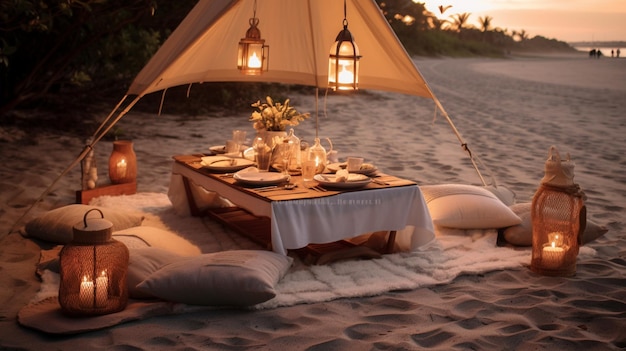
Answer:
[249, 96, 310, 148]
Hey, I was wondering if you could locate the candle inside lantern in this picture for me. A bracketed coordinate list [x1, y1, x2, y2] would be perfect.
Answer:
[116, 159, 127, 179]
[541, 241, 565, 269]
[78, 272, 108, 308]
[95, 270, 108, 308]
[79, 275, 94, 308]
[338, 62, 354, 84]
[248, 52, 262, 69]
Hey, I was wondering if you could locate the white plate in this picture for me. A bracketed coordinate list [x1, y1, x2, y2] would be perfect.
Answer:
[234, 171, 289, 186]
[326, 162, 378, 175]
[209, 144, 249, 155]
[314, 173, 371, 189]
[201, 157, 255, 172]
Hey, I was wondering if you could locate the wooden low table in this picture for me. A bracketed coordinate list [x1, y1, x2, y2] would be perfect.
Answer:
[171, 155, 432, 263]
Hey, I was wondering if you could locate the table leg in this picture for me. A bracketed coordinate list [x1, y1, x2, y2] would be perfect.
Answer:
[181, 176, 201, 216]
[385, 230, 397, 254]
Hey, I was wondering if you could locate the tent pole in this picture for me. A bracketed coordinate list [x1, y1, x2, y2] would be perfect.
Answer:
[8, 94, 143, 234]
[430, 94, 490, 186]
[92, 95, 128, 139]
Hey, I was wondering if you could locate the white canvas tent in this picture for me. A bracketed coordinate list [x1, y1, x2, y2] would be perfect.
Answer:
[13, 0, 491, 231]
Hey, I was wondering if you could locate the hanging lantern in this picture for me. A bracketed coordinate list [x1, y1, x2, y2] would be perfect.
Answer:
[59, 209, 129, 316]
[308, 137, 327, 174]
[328, 0, 361, 91]
[530, 146, 586, 277]
[237, 0, 269, 75]
[108, 140, 137, 184]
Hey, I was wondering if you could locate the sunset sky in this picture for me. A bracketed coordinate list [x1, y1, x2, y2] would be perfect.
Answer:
[423, 0, 626, 43]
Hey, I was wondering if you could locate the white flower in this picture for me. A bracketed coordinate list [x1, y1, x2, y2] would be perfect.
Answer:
[250, 96, 310, 131]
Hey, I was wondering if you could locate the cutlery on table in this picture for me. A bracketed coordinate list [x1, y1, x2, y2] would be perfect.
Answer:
[371, 178, 390, 186]
[255, 184, 297, 192]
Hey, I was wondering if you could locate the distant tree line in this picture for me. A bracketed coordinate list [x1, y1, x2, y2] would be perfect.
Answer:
[0, 0, 576, 118]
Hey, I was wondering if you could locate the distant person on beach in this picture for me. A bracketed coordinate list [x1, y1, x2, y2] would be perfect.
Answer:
[617, 49, 621, 58]
[611, 49, 614, 57]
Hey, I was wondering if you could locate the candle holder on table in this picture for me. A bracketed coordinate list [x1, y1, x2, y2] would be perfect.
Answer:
[530, 146, 586, 277]
[58, 209, 129, 316]
[76, 140, 137, 204]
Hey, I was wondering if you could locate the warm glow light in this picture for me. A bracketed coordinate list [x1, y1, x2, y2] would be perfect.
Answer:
[423, 0, 626, 42]
[248, 52, 261, 68]
[338, 63, 354, 84]
[237, 3, 269, 75]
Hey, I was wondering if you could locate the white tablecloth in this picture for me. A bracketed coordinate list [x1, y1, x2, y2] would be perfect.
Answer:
[269, 186, 434, 254]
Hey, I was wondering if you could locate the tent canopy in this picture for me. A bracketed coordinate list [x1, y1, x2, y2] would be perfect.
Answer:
[10, 0, 493, 233]
[128, 0, 435, 99]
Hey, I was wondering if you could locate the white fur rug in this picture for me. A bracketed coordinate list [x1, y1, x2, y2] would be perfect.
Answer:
[36, 192, 596, 310]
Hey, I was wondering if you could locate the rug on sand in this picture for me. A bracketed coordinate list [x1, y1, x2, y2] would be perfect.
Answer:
[18, 193, 596, 334]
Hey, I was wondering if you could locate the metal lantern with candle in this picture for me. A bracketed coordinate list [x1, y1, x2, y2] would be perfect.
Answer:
[58, 209, 129, 316]
[530, 146, 586, 277]
[108, 140, 137, 184]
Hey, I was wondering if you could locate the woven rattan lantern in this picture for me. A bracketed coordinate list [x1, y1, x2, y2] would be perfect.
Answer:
[530, 146, 586, 277]
[59, 209, 129, 316]
[108, 140, 137, 184]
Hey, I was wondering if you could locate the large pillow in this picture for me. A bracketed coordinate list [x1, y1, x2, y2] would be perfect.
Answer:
[503, 202, 608, 246]
[24, 204, 144, 244]
[113, 226, 201, 257]
[127, 247, 186, 299]
[136, 250, 293, 306]
[420, 184, 522, 229]
[483, 184, 516, 206]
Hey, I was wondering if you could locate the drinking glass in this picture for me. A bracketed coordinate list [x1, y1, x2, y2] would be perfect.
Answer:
[302, 160, 316, 182]
[232, 130, 247, 156]
[254, 142, 272, 172]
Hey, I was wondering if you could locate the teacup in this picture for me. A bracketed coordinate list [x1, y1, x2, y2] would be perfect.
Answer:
[346, 157, 364, 172]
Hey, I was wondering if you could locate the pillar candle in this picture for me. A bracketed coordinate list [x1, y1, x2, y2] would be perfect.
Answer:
[541, 242, 565, 269]
[95, 271, 108, 308]
[79, 276, 94, 308]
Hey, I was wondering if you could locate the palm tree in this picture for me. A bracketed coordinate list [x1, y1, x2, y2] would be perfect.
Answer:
[515, 29, 529, 42]
[451, 12, 471, 32]
[478, 16, 492, 32]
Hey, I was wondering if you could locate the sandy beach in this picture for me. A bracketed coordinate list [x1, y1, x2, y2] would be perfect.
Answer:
[1, 52, 625, 350]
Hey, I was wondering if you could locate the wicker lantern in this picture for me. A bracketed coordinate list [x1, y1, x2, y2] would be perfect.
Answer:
[530, 146, 586, 277]
[59, 209, 129, 316]
[108, 140, 137, 184]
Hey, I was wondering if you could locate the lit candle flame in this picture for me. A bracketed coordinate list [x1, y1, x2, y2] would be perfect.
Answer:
[338, 63, 354, 84]
[248, 52, 262, 68]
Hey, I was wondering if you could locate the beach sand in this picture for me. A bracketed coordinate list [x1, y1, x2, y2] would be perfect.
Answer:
[1, 53, 625, 350]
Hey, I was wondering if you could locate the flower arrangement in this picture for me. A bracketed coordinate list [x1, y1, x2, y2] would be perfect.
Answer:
[249, 96, 310, 131]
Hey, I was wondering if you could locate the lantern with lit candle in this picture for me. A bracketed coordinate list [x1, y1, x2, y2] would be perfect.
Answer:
[108, 140, 137, 184]
[237, 0, 269, 75]
[328, 0, 361, 91]
[59, 209, 129, 316]
[530, 146, 586, 277]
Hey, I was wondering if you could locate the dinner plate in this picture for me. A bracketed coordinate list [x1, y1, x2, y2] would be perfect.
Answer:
[200, 156, 255, 172]
[314, 173, 371, 189]
[326, 162, 378, 175]
[233, 171, 289, 186]
[209, 144, 249, 155]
